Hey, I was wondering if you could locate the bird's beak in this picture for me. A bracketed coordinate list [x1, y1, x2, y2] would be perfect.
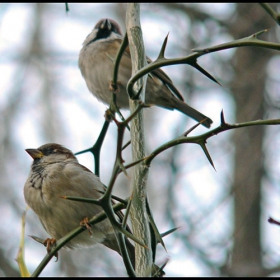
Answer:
[25, 149, 44, 159]
[101, 19, 111, 30]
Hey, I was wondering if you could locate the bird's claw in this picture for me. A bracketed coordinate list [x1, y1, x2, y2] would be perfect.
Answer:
[80, 217, 93, 237]
[43, 238, 58, 261]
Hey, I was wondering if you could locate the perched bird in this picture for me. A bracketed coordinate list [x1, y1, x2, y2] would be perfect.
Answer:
[78, 18, 213, 128]
[24, 143, 147, 274]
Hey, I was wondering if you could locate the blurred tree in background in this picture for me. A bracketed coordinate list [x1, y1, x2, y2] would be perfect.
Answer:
[0, 3, 280, 276]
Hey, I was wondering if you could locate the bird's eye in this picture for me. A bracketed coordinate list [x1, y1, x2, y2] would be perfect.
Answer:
[41, 148, 56, 156]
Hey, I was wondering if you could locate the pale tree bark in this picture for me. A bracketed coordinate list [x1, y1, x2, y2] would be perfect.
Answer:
[126, 3, 152, 276]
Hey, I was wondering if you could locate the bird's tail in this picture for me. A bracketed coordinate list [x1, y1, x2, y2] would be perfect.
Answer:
[171, 99, 213, 128]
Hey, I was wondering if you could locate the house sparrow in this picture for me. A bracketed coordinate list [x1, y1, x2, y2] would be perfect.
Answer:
[24, 143, 138, 269]
[78, 18, 213, 128]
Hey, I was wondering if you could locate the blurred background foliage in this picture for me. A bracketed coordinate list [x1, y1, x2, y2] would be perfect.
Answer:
[1, 3, 280, 276]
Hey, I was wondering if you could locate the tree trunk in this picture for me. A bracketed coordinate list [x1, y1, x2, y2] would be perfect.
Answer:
[228, 3, 274, 276]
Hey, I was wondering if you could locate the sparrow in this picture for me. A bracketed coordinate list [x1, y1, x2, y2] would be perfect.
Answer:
[24, 143, 164, 276]
[24, 144, 134, 268]
[78, 18, 213, 128]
